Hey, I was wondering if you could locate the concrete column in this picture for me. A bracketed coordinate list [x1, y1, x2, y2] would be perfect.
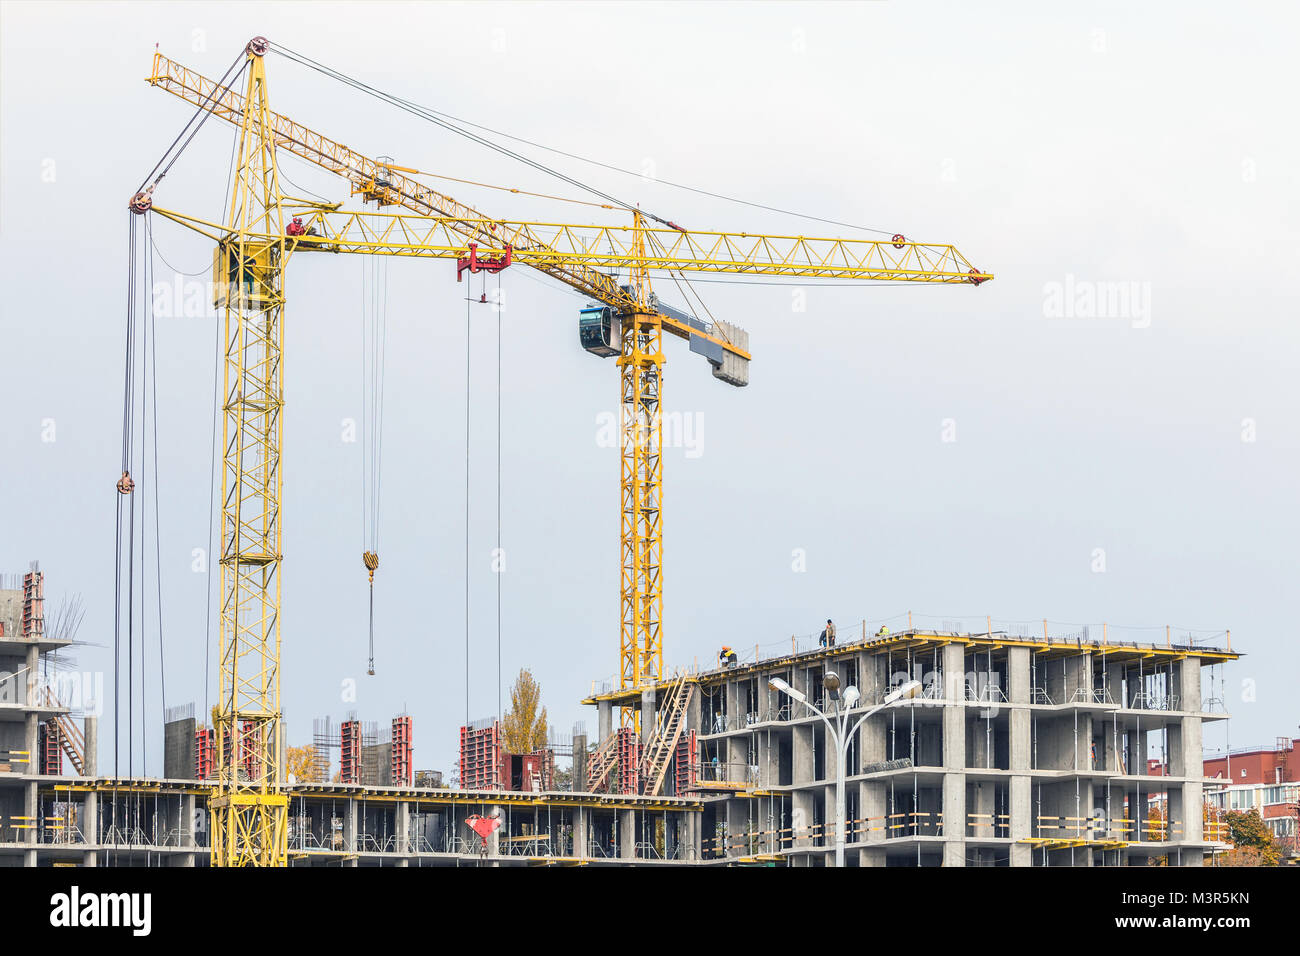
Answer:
[727, 796, 749, 858]
[1182, 781, 1204, 845]
[24, 646, 38, 783]
[1176, 659, 1202, 713]
[83, 716, 98, 776]
[597, 700, 612, 742]
[82, 789, 99, 866]
[941, 644, 966, 865]
[1010, 710, 1031, 771]
[572, 732, 588, 792]
[791, 790, 814, 849]
[176, 792, 197, 865]
[1064, 652, 1091, 703]
[343, 797, 357, 865]
[860, 780, 886, 856]
[619, 808, 636, 859]
[728, 732, 749, 786]
[1007, 647, 1031, 705]
[792, 724, 814, 785]
[182, 793, 196, 849]
[970, 718, 991, 769]
[395, 800, 410, 855]
[640, 688, 656, 747]
[861, 652, 886, 703]
[1009, 776, 1032, 866]
[1107, 662, 1126, 707]
[686, 684, 702, 734]
[1103, 784, 1124, 842]
[1101, 712, 1120, 773]
[681, 808, 697, 862]
[942, 773, 965, 866]
[969, 781, 995, 838]
[24, 781, 37, 850]
[725, 678, 742, 729]
[573, 805, 588, 858]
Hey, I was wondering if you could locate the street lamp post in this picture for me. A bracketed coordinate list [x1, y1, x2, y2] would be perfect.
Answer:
[770, 674, 923, 867]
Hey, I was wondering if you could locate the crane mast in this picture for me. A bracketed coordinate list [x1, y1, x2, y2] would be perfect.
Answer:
[211, 38, 288, 866]
[134, 39, 992, 862]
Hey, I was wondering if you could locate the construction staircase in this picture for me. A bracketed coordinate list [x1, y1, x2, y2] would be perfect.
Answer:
[586, 731, 620, 792]
[640, 674, 695, 797]
[39, 688, 85, 775]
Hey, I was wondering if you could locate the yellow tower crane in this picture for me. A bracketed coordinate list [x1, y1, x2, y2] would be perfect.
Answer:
[132, 37, 992, 866]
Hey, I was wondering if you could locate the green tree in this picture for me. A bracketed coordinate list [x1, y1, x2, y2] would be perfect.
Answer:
[502, 668, 548, 753]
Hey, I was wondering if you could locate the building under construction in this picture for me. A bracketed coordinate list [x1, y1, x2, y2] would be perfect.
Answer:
[580, 624, 1240, 866]
[3, 570, 1242, 865]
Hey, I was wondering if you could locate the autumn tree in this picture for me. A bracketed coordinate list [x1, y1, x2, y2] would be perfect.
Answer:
[502, 668, 548, 753]
[1220, 809, 1281, 866]
[286, 744, 320, 784]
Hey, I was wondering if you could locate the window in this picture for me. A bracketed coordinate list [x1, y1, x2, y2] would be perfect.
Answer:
[1229, 789, 1255, 811]
[1266, 817, 1296, 838]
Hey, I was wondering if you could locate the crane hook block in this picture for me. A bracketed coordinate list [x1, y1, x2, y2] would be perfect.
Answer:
[456, 243, 512, 282]
[116, 471, 135, 495]
[129, 189, 154, 215]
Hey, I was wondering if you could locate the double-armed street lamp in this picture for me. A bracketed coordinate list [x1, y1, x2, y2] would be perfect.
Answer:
[769, 673, 923, 867]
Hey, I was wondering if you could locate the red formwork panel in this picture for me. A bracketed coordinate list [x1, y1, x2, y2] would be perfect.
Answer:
[616, 728, 641, 795]
[240, 720, 262, 782]
[195, 729, 215, 780]
[40, 723, 61, 776]
[340, 720, 361, 784]
[22, 571, 44, 639]
[458, 721, 503, 790]
[674, 729, 697, 795]
[391, 715, 413, 787]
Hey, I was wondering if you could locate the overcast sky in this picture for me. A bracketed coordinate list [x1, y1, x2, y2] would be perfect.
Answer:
[1, 1, 1297, 777]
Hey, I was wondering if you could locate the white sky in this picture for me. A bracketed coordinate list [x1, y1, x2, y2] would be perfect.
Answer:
[1, 1, 1297, 776]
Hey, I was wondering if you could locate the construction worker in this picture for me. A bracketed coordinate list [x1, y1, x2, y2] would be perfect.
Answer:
[819, 619, 836, 647]
[876, 624, 890, 637]
[719, 645, 737, 668]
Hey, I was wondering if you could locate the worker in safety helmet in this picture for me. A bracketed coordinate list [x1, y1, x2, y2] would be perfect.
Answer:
[819, 619, 836, 647]
[876, 625, 890, 637]
[718, 646, 737, 668]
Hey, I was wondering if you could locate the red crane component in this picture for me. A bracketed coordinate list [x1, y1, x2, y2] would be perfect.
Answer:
[891, 233, 907, 249]
[456, 242, 512, 282]
[466, 814, 501, 840]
